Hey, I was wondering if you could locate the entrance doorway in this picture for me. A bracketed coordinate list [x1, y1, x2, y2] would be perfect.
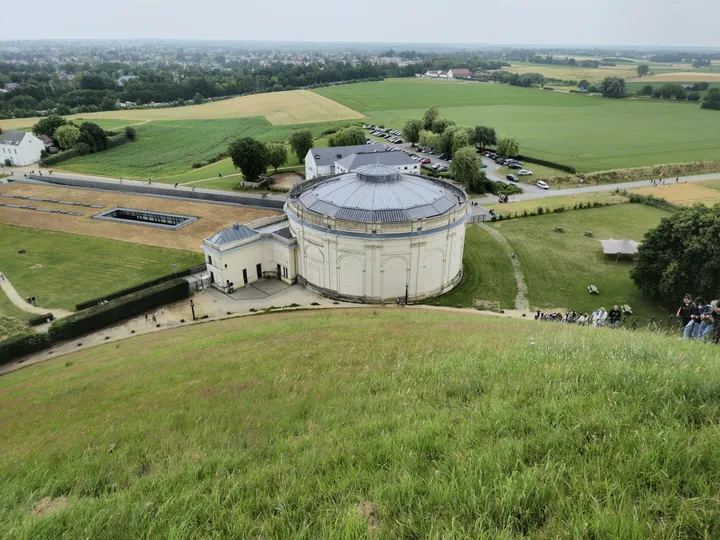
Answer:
[256, 263, 262, 279]
[209, 271, 214, 284]
[276, 264, 281, 279]
[242, 269, 248, 285]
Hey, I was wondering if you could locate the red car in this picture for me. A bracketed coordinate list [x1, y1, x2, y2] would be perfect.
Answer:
[419, 158, 432, 164]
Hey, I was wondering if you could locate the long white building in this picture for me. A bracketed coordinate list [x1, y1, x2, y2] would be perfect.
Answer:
[203, 164, 469, 303]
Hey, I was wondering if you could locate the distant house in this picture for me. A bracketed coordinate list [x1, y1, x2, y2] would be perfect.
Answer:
[681, 84, 694, 90]
[305, 144, 383, 179]
[38, 135, 59, 154]
[448, 68, 472, 79]
[117, 75, 139, 87]
[0, 130, 45, 166]
[334, 151, 420, 175]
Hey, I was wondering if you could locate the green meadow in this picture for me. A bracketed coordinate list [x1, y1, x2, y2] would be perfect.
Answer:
[0, 225, 202, 311]
[1, 309, 719, 537]
[314, 79, 720, 172]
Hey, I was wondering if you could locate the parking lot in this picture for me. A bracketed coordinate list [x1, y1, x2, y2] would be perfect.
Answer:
[362, 125, 545, 195]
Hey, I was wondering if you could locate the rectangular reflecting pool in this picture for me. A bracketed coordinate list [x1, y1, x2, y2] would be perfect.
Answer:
[93, 207, 197, 230]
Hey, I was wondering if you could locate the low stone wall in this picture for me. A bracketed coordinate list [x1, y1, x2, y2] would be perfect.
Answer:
[25, 175, 285, 210]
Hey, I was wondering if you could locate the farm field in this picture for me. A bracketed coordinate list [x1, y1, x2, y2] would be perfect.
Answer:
[701, 178, 720, 191]
[0, 89, 364, 131]
[429, 225, 517, 309]
[630, 183, 720, 207]
[489, 204, 670, 317]
[314, 79, 720, 172]
[641, 72, 720, 82]
[500, 62, 639, 82]
[626, 81, 720, 97]
[0, 225, 203, 311]
[485, 191, 627, 216]
[0, 183, 278, 251]
[56, 118, 344, 179]
[1, 309, 719, 537]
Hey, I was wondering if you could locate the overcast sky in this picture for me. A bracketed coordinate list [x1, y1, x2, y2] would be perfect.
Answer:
[4, 0, 718, 48]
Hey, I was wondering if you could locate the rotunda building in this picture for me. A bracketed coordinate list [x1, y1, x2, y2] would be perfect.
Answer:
[285, 164, 469, 303]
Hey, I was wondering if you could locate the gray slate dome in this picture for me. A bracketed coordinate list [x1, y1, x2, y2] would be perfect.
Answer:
[292, 164, 466, 223]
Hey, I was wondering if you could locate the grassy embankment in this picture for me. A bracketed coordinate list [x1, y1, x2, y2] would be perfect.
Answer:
[314, 79, 720, 173]
[435, 204, 669, 317]
[1, 308, 718, 537]
[0, 224, 203, 312]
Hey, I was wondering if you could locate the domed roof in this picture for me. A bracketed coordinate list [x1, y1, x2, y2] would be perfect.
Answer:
[291, 165, 466, 223]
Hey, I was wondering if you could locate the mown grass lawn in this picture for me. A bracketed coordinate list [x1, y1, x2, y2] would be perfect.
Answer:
[0, 225, 203, 311]
[57, 118, 349, 179]
[490, 204, 670, 317]
[430, 225, 517, 309]
[0, 290, 33, 342]
[1, 309, 719, 538]
[485, 191, 628, 216]
[314, 79, 720, 172]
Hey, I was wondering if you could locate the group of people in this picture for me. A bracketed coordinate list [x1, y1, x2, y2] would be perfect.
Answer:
[535, 305, 624, 328]
[677, 294, 720, 342]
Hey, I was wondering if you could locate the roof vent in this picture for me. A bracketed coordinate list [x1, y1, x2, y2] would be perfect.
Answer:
[336, 154, 342, 159]
[232, 222, 239, 229]
[314, 154, 320, 159]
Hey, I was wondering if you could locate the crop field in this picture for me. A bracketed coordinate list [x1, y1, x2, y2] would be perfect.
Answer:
[57, 118, 346, 179]
[1, 308, 719, 537]
[641, 72, 720, 82]
[0, 90, 364, 131]
[630, 183, 720, 207]
[501, 62, 639, 82]
[314, 79, 720, 172]
[488, 204, 670, 317]
[701, 178, 720, 191]
[0, 224, 202, 311]
[0, 183, 278, 251]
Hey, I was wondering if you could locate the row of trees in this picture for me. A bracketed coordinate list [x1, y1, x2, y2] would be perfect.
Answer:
[637, 83, 701, 101]
[32, 114, 119, 156]
[399, 105, 520, 194]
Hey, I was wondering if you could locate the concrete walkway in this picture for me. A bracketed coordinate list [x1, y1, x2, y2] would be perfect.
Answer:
[477, 225, 529, 311]
[0, 271, 73, 318]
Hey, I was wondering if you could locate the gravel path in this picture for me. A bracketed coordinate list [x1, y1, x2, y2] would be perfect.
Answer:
[0, 271, 73, 318]
[477, 224, 529, 312]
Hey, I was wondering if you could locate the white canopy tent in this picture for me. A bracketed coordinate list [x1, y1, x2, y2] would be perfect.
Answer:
[599, 238, 640, 261]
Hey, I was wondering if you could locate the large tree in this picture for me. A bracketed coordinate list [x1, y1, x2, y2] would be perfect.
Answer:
[266, 143, 288, 172]
[439, 126, 472, 156]
[470, 126, 497, 149]
[228, 137, 268, 181]
[418, 130, 441, 151]
[496, 136, 520, 157]
[402, 119, 422, 146]
[600, 77, 626, 99]
[422, 105, 439, 130]
[54, 124, 81, 149]
[32, 115, 67, 138]
[328, 126, 365, 147]
[637, 64, 650, 77]
[450, 147, 489, 193]
[431, 118, 455, 134]
[630, 204, 720, 304]
[289, 129, 314, 162]
[76, 122, 109, 153]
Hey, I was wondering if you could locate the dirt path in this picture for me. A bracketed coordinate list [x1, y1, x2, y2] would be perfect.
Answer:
[477, 224, 529, 311]
[0, 271, 73, 318]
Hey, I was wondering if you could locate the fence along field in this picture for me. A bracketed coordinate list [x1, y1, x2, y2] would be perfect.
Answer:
[313, 79, 720, 172]
[0, 90, 364, 131]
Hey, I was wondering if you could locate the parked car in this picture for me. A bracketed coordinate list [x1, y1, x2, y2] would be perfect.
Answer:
[420, 158, 432, 164]
[436, 165, 449, 172]
[431, 163, 442, 170]
[518, 169, 533, 176]
[506, 174, 519, 182]
[536, 180, 550, 189]
[480, 163, 488, 169]
[508, 163, 522, 169]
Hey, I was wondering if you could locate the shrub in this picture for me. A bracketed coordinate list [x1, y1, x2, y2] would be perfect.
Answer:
[28, 313, 54, 326]
[74, 142, 92, 156]
[125, 126, 137, 141]
[516, 154, 576, 174]
[0, 333, 52, 366]
[51, 279, 190, 342]
[192, 163, 203, 169]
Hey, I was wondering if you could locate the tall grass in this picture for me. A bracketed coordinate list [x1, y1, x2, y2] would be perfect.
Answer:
[1, 309, 718, 537]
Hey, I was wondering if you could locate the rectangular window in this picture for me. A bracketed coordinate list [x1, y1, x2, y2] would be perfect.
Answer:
[283, 266, 288, 278]
[207, 255, 212, 266]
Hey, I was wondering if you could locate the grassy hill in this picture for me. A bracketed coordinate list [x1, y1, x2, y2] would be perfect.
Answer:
[313, 79, 720, 172]
[1, 309, 718, 538]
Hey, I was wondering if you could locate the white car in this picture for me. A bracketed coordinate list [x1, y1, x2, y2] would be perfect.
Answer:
[536, 180, 550, 190]
[518, 169, 533, 176]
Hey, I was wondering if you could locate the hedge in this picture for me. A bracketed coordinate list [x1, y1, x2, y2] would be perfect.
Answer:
[516, 154, 576, 174]
[28, 313, 54, 327]
[40, 147, 80, 166]
[50, 278, 190, 342]
[75, 264, 205, 310]
[0, 333, 52, 366]
[701, 101, 720, 110]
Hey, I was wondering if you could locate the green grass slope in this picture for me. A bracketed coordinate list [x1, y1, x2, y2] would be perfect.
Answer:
[1, 309, 719, 538]
[58, 118, 350, 179]
[314, 79, 720, 172]
[0, 225, 203, 311]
